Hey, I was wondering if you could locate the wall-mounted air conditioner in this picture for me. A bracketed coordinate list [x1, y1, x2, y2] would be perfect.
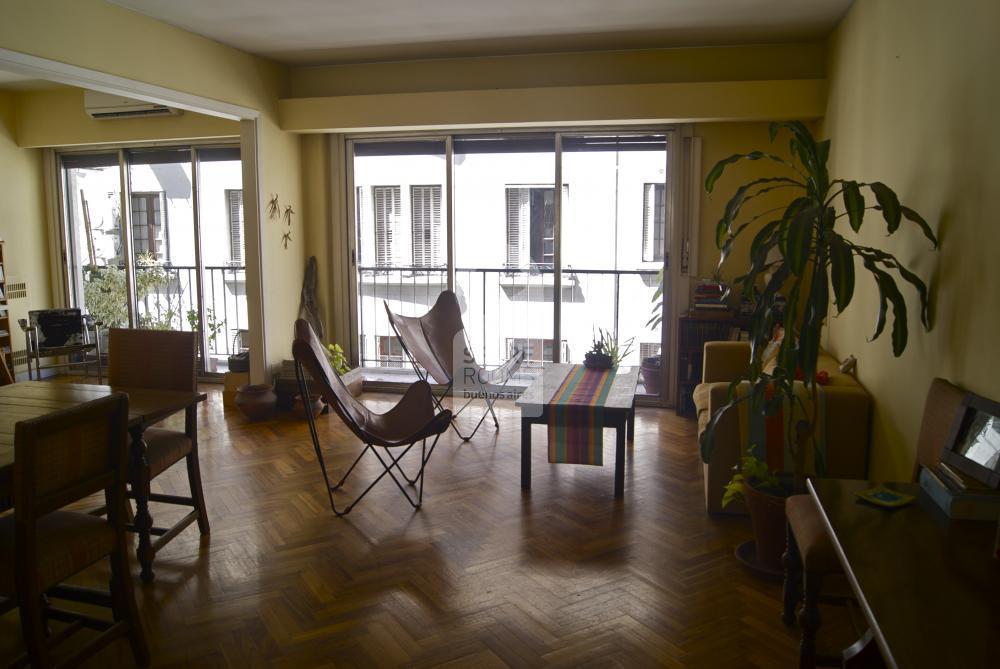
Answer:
[84, 90, 182, 120]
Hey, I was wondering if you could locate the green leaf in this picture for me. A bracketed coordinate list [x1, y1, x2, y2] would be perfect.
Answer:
[855, 246, 931, 330]
[870, 182, 902, 233]
[891, 261, 931, 329]
[829, 235, 856, 313]
[842, 181, 865, 232]
[799, 260, 829, 382]
[715, 217, 730, 249]
[863, 258, 909, 355]
[785, 207, 813, 276]
[901, 205, 939, 248]
[704, 151, 790, 193]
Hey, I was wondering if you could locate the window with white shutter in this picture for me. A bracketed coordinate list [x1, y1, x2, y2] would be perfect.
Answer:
[372, 185, 401, 267]
[505, 187, 529, 268]
[505, 185, 566, 269]
[410, 185, 442, 267]
[226, 189, 244, 265]
[642, 182, 665, 262]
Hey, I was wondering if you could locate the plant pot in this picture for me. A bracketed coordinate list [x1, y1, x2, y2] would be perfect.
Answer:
[737, 481, 788, 580]
[234, 383, 276, 421]
[584, 352, 613, 370]
[292, 393, 324, 419]
[639, 355, 662, 395]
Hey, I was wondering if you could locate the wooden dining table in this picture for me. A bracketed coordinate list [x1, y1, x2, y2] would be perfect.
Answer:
[0, 381, 207, 580]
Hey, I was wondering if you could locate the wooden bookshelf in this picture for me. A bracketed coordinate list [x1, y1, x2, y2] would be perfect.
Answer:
[675, 310, 736, 417]
[0, 240, 13, 376]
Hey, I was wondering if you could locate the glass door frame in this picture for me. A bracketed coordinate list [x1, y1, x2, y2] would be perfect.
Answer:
[344, 125, 678, 406]
[55, 140, 242, 376]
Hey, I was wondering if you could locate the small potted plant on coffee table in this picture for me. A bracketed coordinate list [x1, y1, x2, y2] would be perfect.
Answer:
[584, 328, 634, 370]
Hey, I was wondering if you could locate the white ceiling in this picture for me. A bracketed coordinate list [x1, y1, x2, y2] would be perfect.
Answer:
[108, 0, 852, 65]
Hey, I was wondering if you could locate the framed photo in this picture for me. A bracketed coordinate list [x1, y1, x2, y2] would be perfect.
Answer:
[941, 392, 1000, 489]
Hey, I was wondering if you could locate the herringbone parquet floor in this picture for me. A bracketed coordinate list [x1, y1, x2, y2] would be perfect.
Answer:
[1, 388, 821, 667]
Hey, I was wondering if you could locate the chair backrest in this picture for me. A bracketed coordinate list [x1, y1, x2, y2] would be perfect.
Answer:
[291, 319, 372, 441]
[385, 290, 467, 385]
[108, 328, 197, 392]
[913, 377, 967, 478]
[14, 393, 129, 520]
[29, 308, 85, 348]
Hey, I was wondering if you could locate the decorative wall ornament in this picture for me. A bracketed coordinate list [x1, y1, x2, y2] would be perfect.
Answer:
[267, 194, 295, 249]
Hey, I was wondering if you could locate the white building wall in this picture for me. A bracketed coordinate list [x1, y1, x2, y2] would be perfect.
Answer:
[354, 141, 666, 370]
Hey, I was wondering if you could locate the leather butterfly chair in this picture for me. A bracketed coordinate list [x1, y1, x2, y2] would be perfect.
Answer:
[384, 290, 524, 441]
[292, 319, 452, 516]
[783, 377, 965, 667]
[107, 328, 209, 582]
[0, 394, 149, 667]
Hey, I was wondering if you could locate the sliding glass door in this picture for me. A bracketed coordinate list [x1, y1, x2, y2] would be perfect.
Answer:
[453, 135, 556, 378]
[352, 139, 447, 369]
[59, 144, 244, 374]
[560, 135, 666, 368]
[349, 130, 669, 399]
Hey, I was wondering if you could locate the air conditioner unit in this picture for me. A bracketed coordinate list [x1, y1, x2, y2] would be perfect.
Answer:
[84, 90, 181, 120]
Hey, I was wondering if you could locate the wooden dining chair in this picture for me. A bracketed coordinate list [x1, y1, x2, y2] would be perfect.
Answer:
[108, 328, 209, 581]
[0, 393, 149, 667]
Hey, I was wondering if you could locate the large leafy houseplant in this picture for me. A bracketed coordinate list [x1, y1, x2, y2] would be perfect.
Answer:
[701, 121, 937, 495]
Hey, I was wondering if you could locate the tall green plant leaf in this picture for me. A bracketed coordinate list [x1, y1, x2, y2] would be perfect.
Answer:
[704, 151, 790, 193]
[863, 257, 909, 356]
[828, 235, 856, 313]
[901, 205, 939, 248]
[841, 181, 865, 232]
[870, 182, 902, 233]
[785, 208, 813, 276]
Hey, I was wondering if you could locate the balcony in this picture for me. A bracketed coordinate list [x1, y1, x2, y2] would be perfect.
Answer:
[358, 265, 661, 387]
[135, 264, 248, 371]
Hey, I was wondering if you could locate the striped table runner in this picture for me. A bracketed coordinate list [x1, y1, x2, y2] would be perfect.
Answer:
[547, 365, 617, 466]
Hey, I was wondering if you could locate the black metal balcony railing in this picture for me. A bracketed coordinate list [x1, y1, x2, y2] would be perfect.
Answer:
[137, 265, 247, 358]
[357, 265, 660, 371]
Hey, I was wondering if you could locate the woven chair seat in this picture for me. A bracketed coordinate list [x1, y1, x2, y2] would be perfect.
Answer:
[0, 511, 116, 594]
[141, 428, 194, 479]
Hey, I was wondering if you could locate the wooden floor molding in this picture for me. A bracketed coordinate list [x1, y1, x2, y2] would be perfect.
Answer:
[0, 388, 827, 667]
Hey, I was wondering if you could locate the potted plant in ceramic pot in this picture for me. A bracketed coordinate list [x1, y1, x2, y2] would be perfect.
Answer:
[585, 328, 634, 370]
[700, 121, 937, 569]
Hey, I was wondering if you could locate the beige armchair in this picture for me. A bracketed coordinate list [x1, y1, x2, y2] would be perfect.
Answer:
[693, 341, 872, 514]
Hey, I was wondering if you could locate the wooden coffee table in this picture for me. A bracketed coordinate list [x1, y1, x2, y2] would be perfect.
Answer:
[516, 364, 638, 497]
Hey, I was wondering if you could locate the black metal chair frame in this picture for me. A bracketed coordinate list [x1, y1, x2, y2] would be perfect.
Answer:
[20, 311, 103, 383]
[293, 347, 451, 517]
[384, 295, 524, 442]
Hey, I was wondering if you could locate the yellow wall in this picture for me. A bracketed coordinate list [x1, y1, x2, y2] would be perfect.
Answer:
[280, 79, 826, 133]
[822, 0, 1000, 479]
[14, 88, 239, 148]
[693, 122, 804, 288]
[0, 91, 51, 346]
[0, 0, 305, 374]
[290, 43, 825, 97]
